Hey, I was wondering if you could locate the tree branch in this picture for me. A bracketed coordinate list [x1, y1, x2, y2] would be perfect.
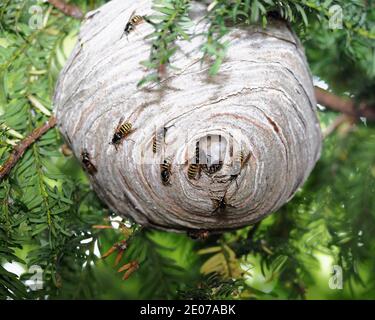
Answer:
[322, 114, 352, 139]
[47, 0, 83, 19]
[314, 86, 375, 121]
[0, 116, 57, 182]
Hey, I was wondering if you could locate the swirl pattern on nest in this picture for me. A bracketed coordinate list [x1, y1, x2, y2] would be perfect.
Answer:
[54, 0, 322, 232]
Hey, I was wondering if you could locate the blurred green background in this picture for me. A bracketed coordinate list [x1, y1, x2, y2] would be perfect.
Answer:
[0, 0, 374, 300]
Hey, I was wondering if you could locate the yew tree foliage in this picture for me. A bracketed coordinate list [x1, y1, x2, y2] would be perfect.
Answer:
[0, 0, 374, 299]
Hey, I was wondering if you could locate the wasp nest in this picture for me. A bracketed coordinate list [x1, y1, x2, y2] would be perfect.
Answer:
[54, 0, 322, 233]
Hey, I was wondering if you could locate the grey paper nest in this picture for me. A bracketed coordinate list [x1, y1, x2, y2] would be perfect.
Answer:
[53, 0, 322, 232]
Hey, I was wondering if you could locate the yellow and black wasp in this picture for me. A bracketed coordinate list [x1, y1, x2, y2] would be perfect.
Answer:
[110, 117, 135, 150]
[187, 141, 202, 180]
[238, 150, 251, 167]
[211, 190, 236, 215]
[122, 10, 146, 39]
[224, 149, 252, 194]
[187, 163, 202, 180]
[234, 150, 251, 174]
[160, 157, 172, 186]
[211, 195, 227, 214]
[152, 127, 168, 154]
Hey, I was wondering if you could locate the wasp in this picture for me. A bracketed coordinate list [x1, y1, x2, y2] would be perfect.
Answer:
[211, 190, 236, 215]
[211, 196, 227, 214]
[81, 149, 97, 174]
[187, 141, 202, 180]
[160, 157, 172, 186]
[111, 118, 134, 150]
[122, 10, 145, 38]
[238, 150, 251, 167]
[152, 127, 167, 154]
[152, 136, 158, 154]
[230, 150, 251, 179]
[188, 163, 203, 180]
[188, 230, 210, 240]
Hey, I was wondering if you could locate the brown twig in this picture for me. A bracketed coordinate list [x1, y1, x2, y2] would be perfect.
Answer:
[314, 86, 375, 121]
[47, 0, 83, 19]
[0, 116, 57, 182]
[322, 114, 352, 139]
